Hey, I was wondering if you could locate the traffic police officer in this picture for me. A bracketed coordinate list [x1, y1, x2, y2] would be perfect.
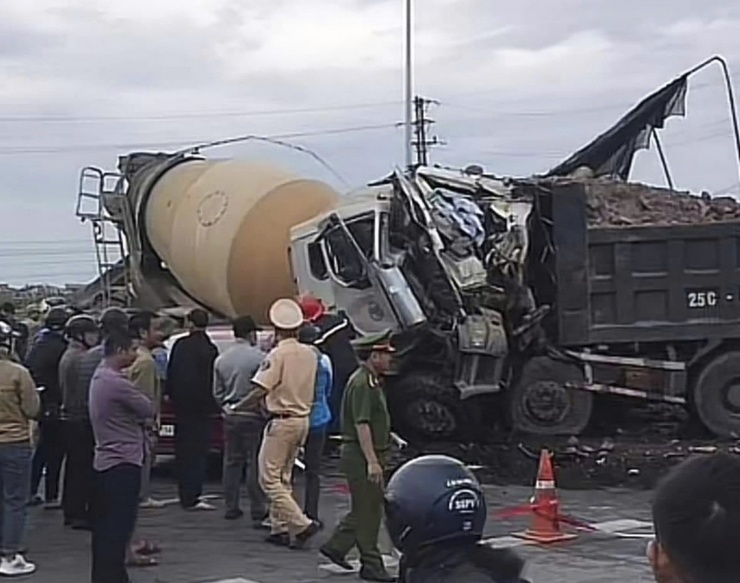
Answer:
[233, 298, 321, 549]
[320, 329, 396, 582]
[385, 455, 529, 583]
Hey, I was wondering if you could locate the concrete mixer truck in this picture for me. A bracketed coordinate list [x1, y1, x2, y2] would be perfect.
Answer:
[74, 151, 740, 442]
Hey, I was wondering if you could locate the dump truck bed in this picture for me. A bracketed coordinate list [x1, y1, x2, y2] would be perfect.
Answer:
[551, 183, 740, 346]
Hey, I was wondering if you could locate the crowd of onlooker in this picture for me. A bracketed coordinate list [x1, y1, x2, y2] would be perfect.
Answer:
[0, 298, 739, 583]
[0, 296, 361, 582]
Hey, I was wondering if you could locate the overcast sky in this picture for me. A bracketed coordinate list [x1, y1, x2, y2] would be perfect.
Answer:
[2, 0, 740, 286]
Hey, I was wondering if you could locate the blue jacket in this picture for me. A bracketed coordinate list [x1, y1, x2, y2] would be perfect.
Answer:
[310, 351, 333, 429]
[152, 347, 168, 382]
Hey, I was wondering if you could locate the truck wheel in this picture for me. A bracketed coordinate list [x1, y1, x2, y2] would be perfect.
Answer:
[692, 351, 740, 437]
[508, 356, 592, 436]
[386, 374, 466, 442]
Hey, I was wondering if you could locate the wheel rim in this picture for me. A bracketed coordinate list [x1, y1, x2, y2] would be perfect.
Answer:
[522, 381, 571, 426]
[722, 380, 740, 415]
[408, 399, 457, 436]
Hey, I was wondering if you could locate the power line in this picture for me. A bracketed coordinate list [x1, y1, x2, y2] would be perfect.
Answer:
[1, 79, 717, 125]
[0, 121, 401, 156]
[471, 124, 737, 161]
[714, 182, 740, 195]
[0, 255, 94, 263]
[0, 239, 91, 246]
[2, 272, 94, 279]
[0, 101, 403, 123]
[442, 80, 716, 118]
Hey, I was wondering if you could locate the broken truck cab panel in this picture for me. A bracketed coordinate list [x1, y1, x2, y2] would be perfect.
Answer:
[382, 169, 535, 437]
[290, 167, 536, 440]
[290, 187, 427, 336]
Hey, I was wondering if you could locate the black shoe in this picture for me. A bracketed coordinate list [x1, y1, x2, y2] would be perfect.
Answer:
[71, 520, 92, 531]
[265, 533, 290, 547]
[224, 509, 244, 520]
[319, 545, 353, 570]
[252, 518, 270, 530]
[290, 520, 321, 549]
[359, 568, 397, 582]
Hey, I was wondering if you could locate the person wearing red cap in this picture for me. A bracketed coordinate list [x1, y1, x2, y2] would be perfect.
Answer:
[297, 295, 358, 436]
[298, 295, 327, 324]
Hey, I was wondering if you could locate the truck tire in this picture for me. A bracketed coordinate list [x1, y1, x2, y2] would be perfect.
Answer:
[692, 351, 740, 437]
[386, 374, 467, 442]
[508, 356, 592, 436]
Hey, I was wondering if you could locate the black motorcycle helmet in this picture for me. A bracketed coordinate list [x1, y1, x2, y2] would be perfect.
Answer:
[99, 307, 129, 335]
[298, 324, 320, 345]
[45, 307, 69, 332]
[65, 314, 99, 346]
[384, 455, 487, 554]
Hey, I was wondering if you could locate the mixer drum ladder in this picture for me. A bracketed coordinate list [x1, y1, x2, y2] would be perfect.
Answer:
[75, 166, 131, 308]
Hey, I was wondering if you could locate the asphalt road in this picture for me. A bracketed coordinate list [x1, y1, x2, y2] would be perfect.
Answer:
[25, 464, 656, 583]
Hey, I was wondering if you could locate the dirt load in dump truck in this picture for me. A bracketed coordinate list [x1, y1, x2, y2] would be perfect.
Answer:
[289, 59, 740, 442]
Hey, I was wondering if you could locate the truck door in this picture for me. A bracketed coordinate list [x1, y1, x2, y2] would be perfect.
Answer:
[320, 213, 425, 335]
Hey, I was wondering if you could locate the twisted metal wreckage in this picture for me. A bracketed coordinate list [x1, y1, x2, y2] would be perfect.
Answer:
[73, 56, 740, 441]
[363, 56, 740, 441]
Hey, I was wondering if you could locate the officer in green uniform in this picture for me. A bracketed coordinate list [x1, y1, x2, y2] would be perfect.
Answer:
[320, 330, 396, 582]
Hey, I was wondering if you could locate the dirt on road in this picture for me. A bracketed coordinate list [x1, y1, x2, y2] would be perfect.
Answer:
[389, 402, 740, 490]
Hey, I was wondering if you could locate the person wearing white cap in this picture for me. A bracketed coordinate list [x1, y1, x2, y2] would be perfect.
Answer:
[231, 298, 321, 549]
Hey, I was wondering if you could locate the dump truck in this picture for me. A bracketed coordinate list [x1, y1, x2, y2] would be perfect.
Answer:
[74, 61, 740, 441]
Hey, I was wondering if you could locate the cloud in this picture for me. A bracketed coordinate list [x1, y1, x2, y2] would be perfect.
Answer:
[2, 0, 740, 285]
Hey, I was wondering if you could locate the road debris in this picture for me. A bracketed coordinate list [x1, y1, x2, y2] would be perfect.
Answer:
[384, 401, 740, 490]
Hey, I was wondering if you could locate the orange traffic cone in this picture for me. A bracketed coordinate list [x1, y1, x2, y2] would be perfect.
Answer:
[515, 449, 576, 544]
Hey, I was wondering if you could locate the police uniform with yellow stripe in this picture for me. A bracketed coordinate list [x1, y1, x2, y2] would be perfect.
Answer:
[320, 330, 396, 582]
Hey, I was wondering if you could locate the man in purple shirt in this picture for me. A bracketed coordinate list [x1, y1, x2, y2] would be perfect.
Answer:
[89, 330, 154, 583]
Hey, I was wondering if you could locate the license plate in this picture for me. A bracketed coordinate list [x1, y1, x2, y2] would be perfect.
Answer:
[159, 424, 175, 437]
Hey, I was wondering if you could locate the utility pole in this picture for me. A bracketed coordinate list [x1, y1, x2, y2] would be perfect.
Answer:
[411, 96, 443, 167]
[404, 0, 414, 169]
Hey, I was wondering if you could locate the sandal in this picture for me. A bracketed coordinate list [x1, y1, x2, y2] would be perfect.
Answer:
[131, 540, 161, 555]
[126, 554, 158, 568]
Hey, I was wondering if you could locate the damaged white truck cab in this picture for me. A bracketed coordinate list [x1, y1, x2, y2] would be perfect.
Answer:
[290, 184, 426, 336]
[289, 167, 543, 440]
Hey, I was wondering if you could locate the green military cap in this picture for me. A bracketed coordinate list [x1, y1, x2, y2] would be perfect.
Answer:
[351, 329, 396, 353]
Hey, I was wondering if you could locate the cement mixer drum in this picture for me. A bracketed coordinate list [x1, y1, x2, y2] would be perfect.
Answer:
[140, 158, 339, 321]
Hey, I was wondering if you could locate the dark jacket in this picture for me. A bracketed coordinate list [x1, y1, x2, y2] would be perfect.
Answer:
[166, 330, 218, 416]
[401, 544, 529, 583]
[59, 344, 89, 422]
[314, 312, 357, 431]
[24, 328, 67, 417]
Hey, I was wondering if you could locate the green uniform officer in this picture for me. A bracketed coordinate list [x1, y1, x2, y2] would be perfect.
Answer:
[320, 330, 396, 583]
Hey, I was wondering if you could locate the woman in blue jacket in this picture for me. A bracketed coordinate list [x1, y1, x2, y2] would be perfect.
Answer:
[298, 325, 333, 526]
